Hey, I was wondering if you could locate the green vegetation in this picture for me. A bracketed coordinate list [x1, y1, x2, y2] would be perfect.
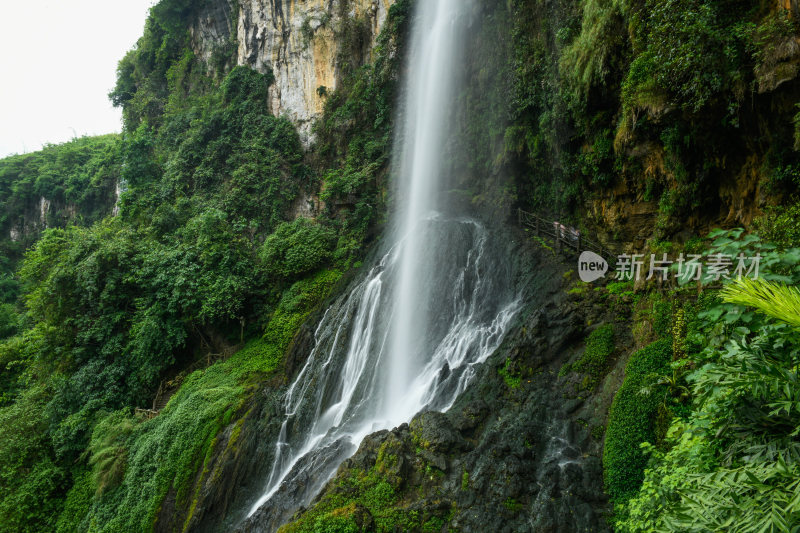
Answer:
[753, 200, 800, 249]
[81, 271, 339, 531]
[0, 134, 121, 342]
[498, 357, 523, 390]
[0, 0, 411, 528]
[279, 468, 407, 532]
[260, 218, 337, 280]
[0, 134, 120, 254]
[279, 445, 455, 533]
[311, 0, 412, 255]
[614, 231, 800, 530]
[0, 385, 67, 533]
[572, 323, 615, 388]
[508, 0, 800, 229]
[603, 339, 672, 503]
[503, 498, 524, 512]
[1, 0, 800, 530]
[721, 277, 800, 328]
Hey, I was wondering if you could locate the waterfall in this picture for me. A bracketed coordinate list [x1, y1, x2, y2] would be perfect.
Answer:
[243, 0, 520, 528]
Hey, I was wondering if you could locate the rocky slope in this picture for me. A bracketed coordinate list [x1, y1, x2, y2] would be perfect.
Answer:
[268, 228, 617, 532]
[158, 221, 616, 532]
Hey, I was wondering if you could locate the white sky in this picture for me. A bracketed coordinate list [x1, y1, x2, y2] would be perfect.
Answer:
[0, 0, 156, 158]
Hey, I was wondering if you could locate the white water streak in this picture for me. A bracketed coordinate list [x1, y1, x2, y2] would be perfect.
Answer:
[245, 0, 519, 522]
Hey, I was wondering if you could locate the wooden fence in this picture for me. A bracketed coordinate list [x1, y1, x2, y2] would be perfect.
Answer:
[517, 208, 616, 266]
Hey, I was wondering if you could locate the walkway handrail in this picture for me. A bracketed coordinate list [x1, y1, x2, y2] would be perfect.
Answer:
[517, 208, 616, 266]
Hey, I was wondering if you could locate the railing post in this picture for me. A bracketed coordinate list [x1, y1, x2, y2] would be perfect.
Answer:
[152, 381, 162, 411]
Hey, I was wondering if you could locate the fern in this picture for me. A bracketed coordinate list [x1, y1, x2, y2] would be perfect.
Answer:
[721, 277, 800, 329]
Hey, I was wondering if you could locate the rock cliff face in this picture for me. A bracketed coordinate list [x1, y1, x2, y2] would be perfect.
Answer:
[8, 196, 75, 243]
[192, 0, 395, 145]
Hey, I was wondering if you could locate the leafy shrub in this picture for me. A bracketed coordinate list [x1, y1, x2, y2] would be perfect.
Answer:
[753, 200, 800, 250]
[618, 280, 800, 531]
[0, 304, 18, 340]
[0, 385, 67, 533]
[572, 323, 615, 388]
[620, 0, 751, 117]
[603, 339, 672, 503]
[222, 65, 273, 104]
[110, 0, 219, 128]
[260, 219, 337, 280]
[55, 469, 93, 533]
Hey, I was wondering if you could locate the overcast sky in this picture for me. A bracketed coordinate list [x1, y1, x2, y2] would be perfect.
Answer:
[0, 0, 156, 158]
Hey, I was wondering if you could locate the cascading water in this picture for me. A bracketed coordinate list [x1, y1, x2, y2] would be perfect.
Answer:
[242, 1, 520, 529]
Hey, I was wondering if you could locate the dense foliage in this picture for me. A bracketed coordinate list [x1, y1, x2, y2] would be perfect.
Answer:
[0, 134, 120, 254]
[2, 0, 800, 531]
[572, 322, 616, 388]
[603, 338, 672, 502]
[508, 0, 800, 229]
[0, 134, 121, 340]
[0, 0, 413, 529]
[615, 231, 800, 531]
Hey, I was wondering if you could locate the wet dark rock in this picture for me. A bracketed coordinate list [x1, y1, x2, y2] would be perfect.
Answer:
[562, 398, 584, 414]
[175, 225, 614, 532]
[263, 231, 612, 532]
[450, 399, 488, 433]
[240, 437, 354, 533]
[410, 411, 468, 454]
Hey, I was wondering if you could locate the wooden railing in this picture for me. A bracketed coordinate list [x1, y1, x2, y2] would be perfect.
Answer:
[517, 208, 616, 265]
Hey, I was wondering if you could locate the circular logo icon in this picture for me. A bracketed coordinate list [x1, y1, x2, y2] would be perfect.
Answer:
[578, 251, 608, 283]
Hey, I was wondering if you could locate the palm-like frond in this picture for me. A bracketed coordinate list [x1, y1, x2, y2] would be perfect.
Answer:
[720, 278, 800, 328]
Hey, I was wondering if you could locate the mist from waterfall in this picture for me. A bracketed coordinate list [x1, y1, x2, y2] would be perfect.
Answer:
[243, 1, 521, 528]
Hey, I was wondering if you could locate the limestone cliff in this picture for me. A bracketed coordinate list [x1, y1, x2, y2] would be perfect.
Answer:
[191, 0, 395, 145]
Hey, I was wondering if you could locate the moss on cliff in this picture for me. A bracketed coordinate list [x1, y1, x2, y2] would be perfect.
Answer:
[603, 338, 672, 503]
[80, 269, 341, 531]
[508, 0, 800, 239]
